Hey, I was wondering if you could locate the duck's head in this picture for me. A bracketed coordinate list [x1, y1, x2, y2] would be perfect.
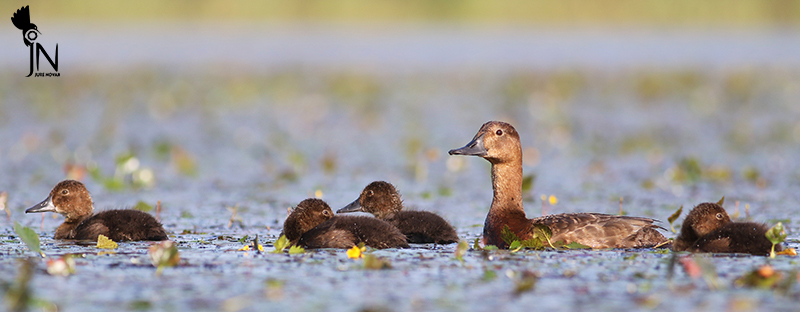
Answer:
[26, 180, 94, 221]
[449, 121, 521, 164]
[337, 181, 402, 218]
[684, 202, 731, 237]
[283, 198, 334, 241]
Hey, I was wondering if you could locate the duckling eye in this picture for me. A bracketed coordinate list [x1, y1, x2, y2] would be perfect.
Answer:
[496, 129, 503, 136]
[368, 190, 374, 197]
[715, 213, 723, 220]
[61, 189, 69, 195]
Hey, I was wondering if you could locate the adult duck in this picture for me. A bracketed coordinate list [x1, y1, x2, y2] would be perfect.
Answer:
[449, 121, 667, 249]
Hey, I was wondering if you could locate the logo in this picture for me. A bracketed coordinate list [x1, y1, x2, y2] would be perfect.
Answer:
[11, 5, 59, 77]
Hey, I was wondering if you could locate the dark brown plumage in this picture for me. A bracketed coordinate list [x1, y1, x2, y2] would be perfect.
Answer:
[449, 121, 667, 249]
[25, 180, 167, 241]
[674, 202, 780, 256]
[337, 181, 459, 244]
[283, 198, 409, 249]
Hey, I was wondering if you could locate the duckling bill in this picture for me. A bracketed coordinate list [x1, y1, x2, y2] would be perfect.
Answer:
[449, 121, 667, 249]
[673, 202, 780, 256]
[26, 180, 167, 242]
[337, 181, 459, 244]
[282, 198, 409, 249]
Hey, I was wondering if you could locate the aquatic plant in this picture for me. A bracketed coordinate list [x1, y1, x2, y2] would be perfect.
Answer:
[13, 222, 43, 257]
[96, 234, 118, 249]
[765, 222, 787, 259]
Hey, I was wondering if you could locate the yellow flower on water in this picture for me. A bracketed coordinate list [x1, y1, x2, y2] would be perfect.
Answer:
[347, 245, 364, 259]
[96, 234, 118, 249]
[315, 189, 323, 198]
[238, 244, 263, 252]
[548, 195, 558, 205]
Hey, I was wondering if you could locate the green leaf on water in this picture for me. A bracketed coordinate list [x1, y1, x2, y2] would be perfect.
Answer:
[716, 196, 725, 206]
[667, 205, 683, 233]
[238, 235, 250, 244]
[455, 240, 468, 262]
[500, 225, 520, 247]
[134, 201, 153, 212]
[288, 245, 305, 254]
[272, 235, 290, 253]
[483, 245, 499, 251]
[508, 240, 522, 252]
[563, 242, 592, 249]
[482, 269, 497, 282]
[766, 222, 787, 258]
[13, 221, 44, 257]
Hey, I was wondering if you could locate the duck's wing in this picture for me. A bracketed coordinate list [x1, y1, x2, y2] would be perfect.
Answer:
[532, 213, 667, 249]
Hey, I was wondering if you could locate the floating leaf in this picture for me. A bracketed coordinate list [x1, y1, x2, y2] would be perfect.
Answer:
[13, 221, 44, 257]
[500, 225, 521, 247]
[96, 234, 118, 249]
[777, 248, 797, 256]
[766, 222, 787, 258]
[513, 271, 538, 296]
[735, 265, 785, 289]
[46, 255, 76, 276]
[508, 240, 522, 252]
[483, 245, 499, 251]
[667, 205, 683, 233]
[563, 242, 592, 249]
[716, 196, 725, 206]
[288, 245, 305, 254]
[133, 201, 153, 212]
[149, 241, 180, 276]
[272, 235, 290, 253]
[454, 240, 468, 262]
[482, 270, 497, 282]
[363, 254, 391, 270]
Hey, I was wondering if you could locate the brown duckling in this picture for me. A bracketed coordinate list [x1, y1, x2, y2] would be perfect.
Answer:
[337, 181, 459, 244]
[673, 202, 781, 256]
[25, 180, 167, 242]
[282, 198, 409, 249]
[449, 121, 667, 249]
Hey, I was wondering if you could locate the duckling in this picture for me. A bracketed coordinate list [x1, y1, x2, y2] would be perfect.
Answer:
[449, 121, 667, 249]
[282, 198, 409, 249]
[673, 202, 780, 256]
[25, 180, 167, 241]
[337, 181, 459, 244]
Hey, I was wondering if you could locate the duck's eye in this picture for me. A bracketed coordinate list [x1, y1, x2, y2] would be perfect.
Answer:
[61, 189, 69, 195]
[496, 129, 503, 136]
[322, 210, 330, 216]
[715, 213, 723, 220]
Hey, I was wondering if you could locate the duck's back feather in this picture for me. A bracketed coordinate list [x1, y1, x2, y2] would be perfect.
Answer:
[531, 213, 667, 249]
[691, 222, 779, 256]
[386, 211, 459, 244]
[73, 209, 168, 241]
[300, 216, 409, 249]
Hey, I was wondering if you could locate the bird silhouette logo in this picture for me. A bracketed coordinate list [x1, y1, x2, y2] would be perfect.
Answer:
[11, 6, 40, 47]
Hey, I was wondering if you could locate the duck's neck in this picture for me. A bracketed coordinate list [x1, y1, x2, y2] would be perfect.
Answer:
[55, 216, 88, 239]
[490, 160, 524, 214]
[483, 158, 529, 248]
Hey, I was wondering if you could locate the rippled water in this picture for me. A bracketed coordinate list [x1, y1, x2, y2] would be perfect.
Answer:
[1, 25, 800, 312]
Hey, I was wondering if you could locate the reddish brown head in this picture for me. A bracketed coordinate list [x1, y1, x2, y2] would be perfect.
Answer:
[449, 121, 522, 165]
[283, 198, 334, 243]
[26, 180, 94, 222]
[337, 181, 403, 219]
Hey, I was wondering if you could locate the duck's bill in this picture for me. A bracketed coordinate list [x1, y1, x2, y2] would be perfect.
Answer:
[448, 133, 488, 156]
[25, 196, 56, 213]
[336, 199, 364, 213]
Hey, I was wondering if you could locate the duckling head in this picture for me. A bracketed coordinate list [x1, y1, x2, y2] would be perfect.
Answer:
[338, 181, 403, 218]
[684, 202, 732, 237]
[283, 198, 334, 242]
[26, 180, 94, 222]
[449, 121, 521, 165]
